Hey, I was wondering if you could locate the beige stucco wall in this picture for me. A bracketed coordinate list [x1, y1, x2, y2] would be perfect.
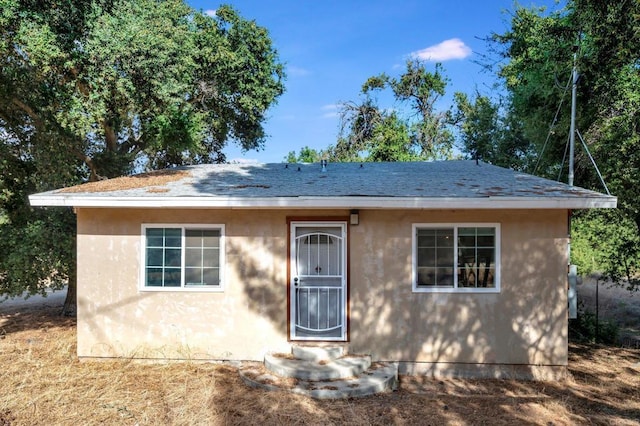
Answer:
[76, 207, 568, 372]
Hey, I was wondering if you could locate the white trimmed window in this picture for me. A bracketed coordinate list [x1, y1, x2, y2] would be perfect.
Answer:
[412, 223, 500, 293]
[141, 224, 225, 291]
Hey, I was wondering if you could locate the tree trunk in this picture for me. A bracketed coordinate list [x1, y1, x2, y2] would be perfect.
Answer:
[61, 264, 77, 317]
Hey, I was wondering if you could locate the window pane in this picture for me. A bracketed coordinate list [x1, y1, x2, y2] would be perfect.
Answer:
[185, 229, 220, 248]
[146, 268, 164, 286]
[203, 268, 220, 286]
[477, 265, 495, 287]
[436, 267, 454, 286]
[436, 229, 454, 247]
[164, 228, 182, 248]
[436, 250, 454, 267]
[146, 228, 183, 288]
[417, 267, 436, 286]
[478, 268, 495, 287]
[417, 248, 435, 267]
[458, 267, 476, 287]
[203, 248, 219, 267]
[477, 235, 495, 247]
[185, 248, 202, 268]
[146, 228, 164, 247]
[164, 268, 181, 287]
[476, 227, 494, 236]
[458, 248, 476, 265]
[164, 248, 182, 267]
[416, 225, 497, 290]
[476, 249, 495, 288]
[204, 235, 220, 248]
[146, 248, 164, 267]
[144, 226, 224, 290]
[458, 235, 476, 248]
[416, 228, 454, 286]
[185, 267, 202, 285]
[185, 232, 202, 248]
[458, 227, 476, 236]
[417, 230, 436, 247]
[202, 229, 220, 247]
[477, 248, 495, 266]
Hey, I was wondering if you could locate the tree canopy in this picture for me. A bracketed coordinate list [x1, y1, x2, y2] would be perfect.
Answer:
[452, 92, 532, 171]
[481, 0, 640, 288]
[1, 0, 285, 179]
[285, 146, 321, 163]
[324, 60, 455, 162]
[0, 0, 286, 312]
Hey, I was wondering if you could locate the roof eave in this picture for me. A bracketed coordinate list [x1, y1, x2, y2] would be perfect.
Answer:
[28, 194, 618, 210]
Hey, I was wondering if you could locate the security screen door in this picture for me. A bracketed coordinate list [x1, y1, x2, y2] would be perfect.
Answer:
[290, 222, 347, 341]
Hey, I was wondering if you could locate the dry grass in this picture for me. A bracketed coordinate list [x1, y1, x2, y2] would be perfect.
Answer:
[57, 170, 189, 193]
[1, 305, 639, 425]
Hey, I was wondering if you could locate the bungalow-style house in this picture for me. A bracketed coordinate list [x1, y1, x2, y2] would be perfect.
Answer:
[29, 161, 616, 380]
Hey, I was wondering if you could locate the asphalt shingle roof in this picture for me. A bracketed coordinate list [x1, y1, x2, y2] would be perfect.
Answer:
[29, 160, 617, 209]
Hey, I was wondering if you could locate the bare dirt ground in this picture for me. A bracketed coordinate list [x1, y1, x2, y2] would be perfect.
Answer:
[1, 286, 639, 426]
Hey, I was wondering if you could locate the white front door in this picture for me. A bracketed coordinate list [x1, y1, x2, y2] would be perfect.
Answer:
[290, 221, 347, 341]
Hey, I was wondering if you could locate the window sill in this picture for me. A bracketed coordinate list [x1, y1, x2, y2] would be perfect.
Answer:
[139, 286, 224, 293]
[412, 286, 500, 294]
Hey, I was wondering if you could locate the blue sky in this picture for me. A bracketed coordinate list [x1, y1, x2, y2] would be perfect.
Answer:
[188, 1, 561, 163]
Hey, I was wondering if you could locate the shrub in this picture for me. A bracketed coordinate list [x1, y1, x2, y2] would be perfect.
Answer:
[569, 302, 619, 344]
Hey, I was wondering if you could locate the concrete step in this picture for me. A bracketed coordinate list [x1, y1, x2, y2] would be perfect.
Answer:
[264, 353, 371, 380]
[292, 344, 344, 362]
[240, 361, 398, 399]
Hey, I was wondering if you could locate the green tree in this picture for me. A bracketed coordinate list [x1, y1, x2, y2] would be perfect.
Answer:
[284, 146, 321, 163]
[487, 0, 640, 287]
[325, 97, 382, 162]
[383, 61, 454, 160]
[453, 92, 500, 162]
[367, 113, 416, 162]
[327, 60, 454, 162]
[453, 92, 532, 171]
[488, 5, 576, 178]
[571, 210, 640, 290]
[0, 148, 76, 308]
[0, 0, 286, 313]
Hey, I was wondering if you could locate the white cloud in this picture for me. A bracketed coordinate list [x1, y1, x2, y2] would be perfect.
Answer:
[321, 104, 340, 119]
[410, 38, 472, 62]
[287, 65, 311, 77]
[321, 104, 339, 111]
[204, 9, 216, 17]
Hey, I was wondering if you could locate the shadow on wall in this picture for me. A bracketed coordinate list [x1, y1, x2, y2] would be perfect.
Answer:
[348, 218, 567, 378]
[207, 208, 640, 425]
[221, 209, 567, 381]
[231, 231, 564, 370]
[188, 168, 568, 378]
[80, 291, 157, 357]
[226, 234, 288, 335]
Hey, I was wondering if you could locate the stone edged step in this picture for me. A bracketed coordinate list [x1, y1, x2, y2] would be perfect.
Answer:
[240, 362, 398, 399]
[264, 353, 371, 380]
[292, 345, 344, 362]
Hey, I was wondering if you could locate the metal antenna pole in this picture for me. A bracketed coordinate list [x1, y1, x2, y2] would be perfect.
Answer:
[569, 48, 578, 187]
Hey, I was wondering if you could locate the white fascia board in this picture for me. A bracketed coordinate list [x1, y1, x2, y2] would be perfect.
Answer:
[29, 194, 617, 209]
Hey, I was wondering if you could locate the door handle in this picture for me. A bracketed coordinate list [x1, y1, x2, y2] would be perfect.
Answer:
[293, 277, 299, 287]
